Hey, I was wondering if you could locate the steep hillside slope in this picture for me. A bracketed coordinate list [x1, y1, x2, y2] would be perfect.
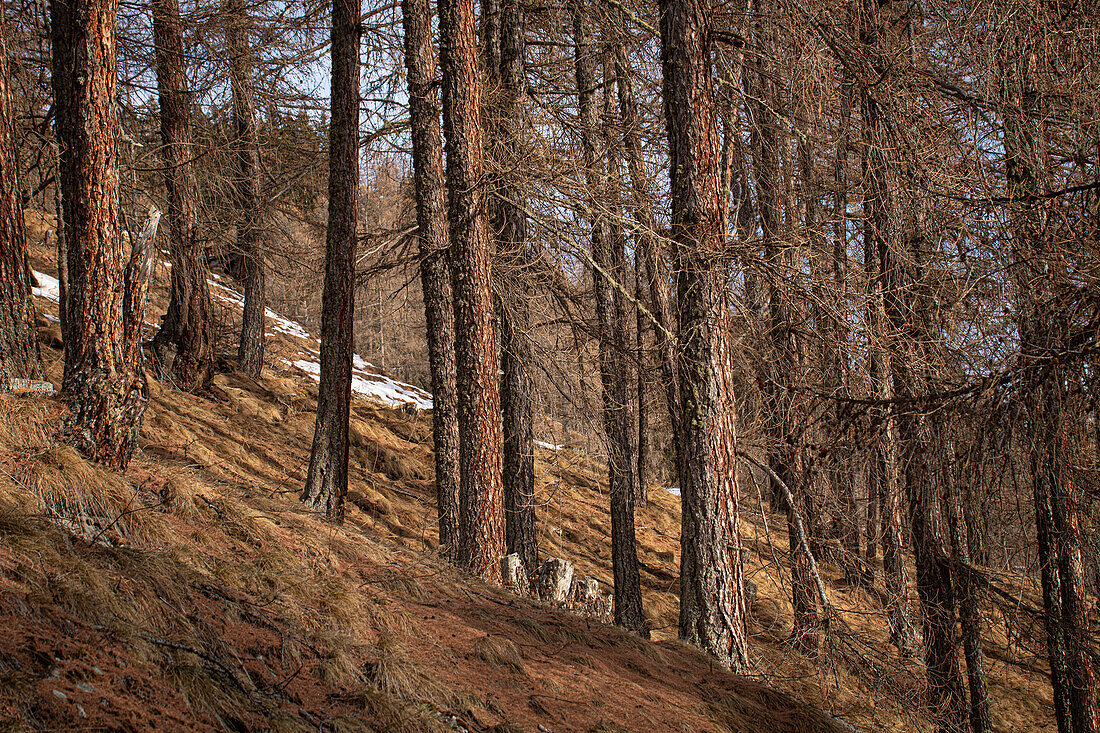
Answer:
[0, 235, 850, 732]
[0, 228, 1056, 732]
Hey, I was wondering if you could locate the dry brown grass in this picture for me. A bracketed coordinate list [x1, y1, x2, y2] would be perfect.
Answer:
[473, 635, 526, 674]
[0, 235, 1057, 733]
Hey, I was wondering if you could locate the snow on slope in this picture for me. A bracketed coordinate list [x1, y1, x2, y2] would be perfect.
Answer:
[32, 269, 434, 411]
[32, 271, 61, 303]
[206, 274, 434, 410]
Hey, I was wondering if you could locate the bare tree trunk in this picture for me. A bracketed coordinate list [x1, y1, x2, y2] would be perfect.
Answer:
[635, 251, 648, 506]
[150, 0, 213, 392]
[300, 0, 360, 521]
[0, 6, 44, 386]
[659, 0, 749, 671]
[402, 0, 461, 562]
[228, 0, 265, 378]
[51, 0, 148, 469]
[945, 445, 992, 733]
[1000, 26, 1097, 731]
[612, 39, 681, 453]
[496, 0, 538, 575]
[439, 0, 504, 582]
[857, 5, 915, 655]
[573, 7, 646, 635]
[862, 2, 967, 722]
[745, 0, 788, 518]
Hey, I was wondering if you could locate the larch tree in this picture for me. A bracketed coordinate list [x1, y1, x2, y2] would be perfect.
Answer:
[999, 8, 1099, 732]
[497, 0, 538, 575]
[439, 0, 505, 581]
[0, 3, 44, 387]
[50, 0, 149, 469]
[401, 0, 461, 561]
[300, 0, 360, 521]
[861, 0, 968, 727]
[659, 0, 749, 670]
[150, 0, 214, 392]
[228, 0, 266, 378]
[573, 3, 646, 636]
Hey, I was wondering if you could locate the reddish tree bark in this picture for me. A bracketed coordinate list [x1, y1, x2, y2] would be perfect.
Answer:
[439, 0, 504, 582]
[0, 5, 44, 386]
[659, 0, 750, 671]
[51, 0, 148, 469]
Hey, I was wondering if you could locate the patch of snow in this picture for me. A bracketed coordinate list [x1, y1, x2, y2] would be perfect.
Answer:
[266, 307, 311, 340]
[535, 440, 564, 451]
[32, 271, 61, 303]
[285, 357, 433, 411]
[664, 487, 681, 498]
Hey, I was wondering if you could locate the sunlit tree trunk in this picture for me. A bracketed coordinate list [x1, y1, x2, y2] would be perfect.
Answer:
[51, 0, 148, 468]
[660, 0, 749, 671]
[439, 0, 504, 582]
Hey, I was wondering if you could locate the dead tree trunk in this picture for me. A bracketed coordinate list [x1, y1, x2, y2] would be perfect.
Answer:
[150, 0, 214, 392]
[402, 0, 461, 563]
[51, 0, 148, 469]
[300, 0, 360, 521]
[439, 0, 504, 582]
[0, 5, 44, 386]
[573, 7, 646, 635]
[496, 0, 538, 575]
[659, 0, 749, 671]
[228, 0, 265, 378]
[635, 251, 648, 506]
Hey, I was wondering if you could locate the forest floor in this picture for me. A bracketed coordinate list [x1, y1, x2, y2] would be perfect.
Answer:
[0, 218, 1059, 732]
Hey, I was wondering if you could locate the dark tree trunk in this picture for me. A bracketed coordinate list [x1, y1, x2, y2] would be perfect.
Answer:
[858, 7, 915, 656]
[745, 0, 791, 520]
[402, 0, 461, 563]
[945, 449, 992, 733]
[612, 36, 682, 475]
[862, 1, 967, 724]
[496, 0, 538, 575]
[659, 0, 749, 671]
[0, 6, 44, 386]
[439, 0, 505, 582]
[228, 0, 265, 378]
[150, 0, 214, 392]
[300, 0, 360, 521]
[51, 0, 148, 469]
[635, 250, 648, 507]
[573, 8, 646, 635]
[1001, 27, 1097, 732]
